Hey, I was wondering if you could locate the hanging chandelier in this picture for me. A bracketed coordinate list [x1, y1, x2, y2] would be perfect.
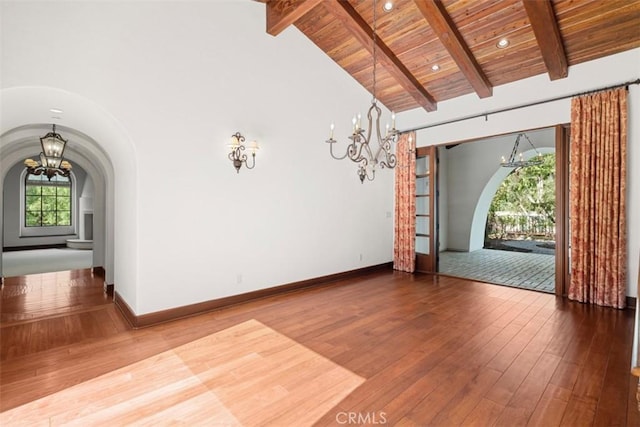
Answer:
[501, 133, 543, 168]
[325, 0, 398, 183]
[24, 124, 72, 180]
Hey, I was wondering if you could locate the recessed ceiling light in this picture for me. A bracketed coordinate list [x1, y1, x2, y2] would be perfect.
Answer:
[382, 1, 394, 12]
[496, 38, 510, 49]
[431, 64, 440, 72]
[50, 108, 63, 114]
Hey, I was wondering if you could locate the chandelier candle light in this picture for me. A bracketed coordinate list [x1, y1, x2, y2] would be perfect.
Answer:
[325, 0, 398, 183]
[228, 132, 258, 173]
[500, 133, 543, 168]
[24, 124, 72, 180]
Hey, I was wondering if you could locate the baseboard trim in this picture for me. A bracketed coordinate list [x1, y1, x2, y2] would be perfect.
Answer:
[3, 243, 67, 252]
[116, 262, 393, 329]
[627, 296, 637, 309]
[93, 266, 106, 277]
[114, 291, 137, 328]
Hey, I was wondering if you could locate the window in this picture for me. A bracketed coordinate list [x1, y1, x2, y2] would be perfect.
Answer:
[25, 174, 72, 227]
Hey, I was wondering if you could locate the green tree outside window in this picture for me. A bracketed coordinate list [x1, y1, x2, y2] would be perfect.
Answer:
[486, 153, 555, 241]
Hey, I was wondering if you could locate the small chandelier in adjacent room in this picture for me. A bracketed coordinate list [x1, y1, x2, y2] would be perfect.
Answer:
[325, 0, 398, 183]
[228, 132, 258, 173]
[501, 133, 543, 168]
[24, 124, 72, 180]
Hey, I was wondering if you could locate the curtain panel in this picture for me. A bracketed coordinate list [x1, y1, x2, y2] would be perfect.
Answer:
[569, 88, 628, 309]
[393, 132, 416, 273]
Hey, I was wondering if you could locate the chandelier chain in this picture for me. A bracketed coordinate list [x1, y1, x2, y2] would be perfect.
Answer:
[372, 0, 377, 104]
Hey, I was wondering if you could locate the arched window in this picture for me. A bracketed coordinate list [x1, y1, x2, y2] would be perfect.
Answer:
[20, 169, 76, 238]
[25, 173, 72, 227]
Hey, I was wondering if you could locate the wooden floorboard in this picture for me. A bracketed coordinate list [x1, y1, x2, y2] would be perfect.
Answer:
[0, 268, 637, 425]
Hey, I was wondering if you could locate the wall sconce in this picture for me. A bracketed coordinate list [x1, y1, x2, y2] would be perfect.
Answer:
[228, 132, 258, 173]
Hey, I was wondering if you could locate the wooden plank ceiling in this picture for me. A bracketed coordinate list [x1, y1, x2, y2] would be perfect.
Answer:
[263, 0, 640, 113]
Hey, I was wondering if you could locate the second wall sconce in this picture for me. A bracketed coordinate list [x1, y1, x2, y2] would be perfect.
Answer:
[228, 132, 259, 173]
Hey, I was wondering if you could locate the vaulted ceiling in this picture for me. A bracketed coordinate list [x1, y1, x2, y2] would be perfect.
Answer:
[262, 0, 640, 113]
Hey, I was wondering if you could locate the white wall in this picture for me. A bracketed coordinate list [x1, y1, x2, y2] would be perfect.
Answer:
[437, 148, 448, 252]
[0, 1, 394, 314]
[78, 174, 94, 241]
[400, 48, 640, 298]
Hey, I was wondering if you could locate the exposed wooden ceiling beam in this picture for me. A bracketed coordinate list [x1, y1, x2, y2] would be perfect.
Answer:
[329, 1, 437, 112]
[266, 0, 323, 37]
[523, 0, 568, 80]
[414, 0, 492, 99]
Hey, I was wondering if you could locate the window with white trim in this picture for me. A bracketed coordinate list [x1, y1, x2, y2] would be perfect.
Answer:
[24, 174, 72, 227]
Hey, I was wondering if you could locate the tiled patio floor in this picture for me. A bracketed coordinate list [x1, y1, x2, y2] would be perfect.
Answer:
[438, 248, 555, 293]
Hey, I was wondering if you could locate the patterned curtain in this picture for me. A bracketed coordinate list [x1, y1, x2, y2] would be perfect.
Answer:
[393, 132, 416, 273]
[569, 88, 627, 308]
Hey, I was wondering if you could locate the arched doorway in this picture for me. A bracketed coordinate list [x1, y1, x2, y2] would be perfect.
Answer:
[1, 124, 111, 278]
[1, 86, 138, 311]
[437, 128, 561, 294]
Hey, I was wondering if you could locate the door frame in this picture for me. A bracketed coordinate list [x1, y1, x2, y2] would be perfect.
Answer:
[423, 126, 570, 295]
[555, 124, 570, 296]
[415, 145, 437, 273]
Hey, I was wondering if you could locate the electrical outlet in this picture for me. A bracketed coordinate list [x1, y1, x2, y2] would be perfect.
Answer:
[359, 253, 363, 261]
[386, 211, 392, 218]
[236, 274, 242, 285]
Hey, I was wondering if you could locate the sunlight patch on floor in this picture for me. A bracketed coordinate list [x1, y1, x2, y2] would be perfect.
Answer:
[0, 319, 364, 426]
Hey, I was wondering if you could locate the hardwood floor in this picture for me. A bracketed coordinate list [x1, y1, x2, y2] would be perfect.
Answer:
[2, 319, 365, 425]
[1, 268, 638, 426]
